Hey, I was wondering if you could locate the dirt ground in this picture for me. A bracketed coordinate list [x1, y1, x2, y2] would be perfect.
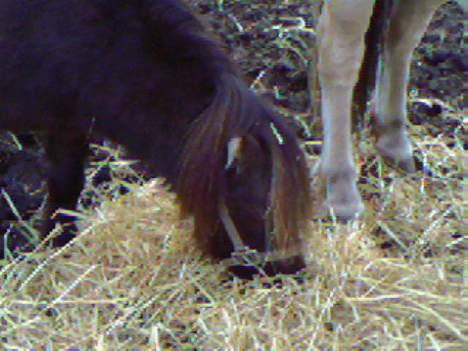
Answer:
[190, 0, 464, 126]
[0, 1, 465, 254]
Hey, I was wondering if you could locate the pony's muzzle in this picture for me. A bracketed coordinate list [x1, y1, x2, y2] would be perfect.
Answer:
[219, 201, 306, 279]
[228, 254, 306, 280]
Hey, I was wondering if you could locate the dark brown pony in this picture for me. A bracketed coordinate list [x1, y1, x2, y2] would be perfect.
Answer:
[0, 0, 311, 277]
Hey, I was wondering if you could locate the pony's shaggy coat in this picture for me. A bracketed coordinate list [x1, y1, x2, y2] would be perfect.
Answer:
[0, 0, 311, 276]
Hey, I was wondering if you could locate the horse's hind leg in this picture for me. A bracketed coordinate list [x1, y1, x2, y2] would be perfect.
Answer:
[317, 0, 375, 219]
[42, 131, 88, 247]
[374, 0, 445, 172]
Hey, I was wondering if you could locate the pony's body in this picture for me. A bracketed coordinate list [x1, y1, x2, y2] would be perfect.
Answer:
[0, 0, 311, 277]
[317, 0, 464, 219]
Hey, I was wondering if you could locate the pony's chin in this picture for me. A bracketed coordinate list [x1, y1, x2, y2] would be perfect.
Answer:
[228, 254, 306, 280]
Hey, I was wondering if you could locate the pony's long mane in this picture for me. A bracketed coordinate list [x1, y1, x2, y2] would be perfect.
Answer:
[143, 0, 311, 257]
[178, 74, 311, 257]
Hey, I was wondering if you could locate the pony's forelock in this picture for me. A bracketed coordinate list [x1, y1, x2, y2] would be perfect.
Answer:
[268, 131, 311, 256]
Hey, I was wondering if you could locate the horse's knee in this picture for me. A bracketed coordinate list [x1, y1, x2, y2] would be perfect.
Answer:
[317, 35, 364, 89]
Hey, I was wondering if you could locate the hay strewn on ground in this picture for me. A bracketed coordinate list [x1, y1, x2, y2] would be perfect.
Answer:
[1, 123, 465, 349]
[1, 1, 465, 350]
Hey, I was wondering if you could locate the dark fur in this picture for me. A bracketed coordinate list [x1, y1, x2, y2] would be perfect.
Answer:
[0, 0, 311, 276]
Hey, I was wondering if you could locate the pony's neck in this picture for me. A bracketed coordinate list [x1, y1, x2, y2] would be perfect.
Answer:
[114, 0, 236, 184]
[147, 0, 236, 78]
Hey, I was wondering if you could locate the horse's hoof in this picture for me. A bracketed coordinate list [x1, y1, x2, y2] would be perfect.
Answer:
[376, 133, 415, 173]
[384, 155, 416, 173]
[41, 221, 78, 248]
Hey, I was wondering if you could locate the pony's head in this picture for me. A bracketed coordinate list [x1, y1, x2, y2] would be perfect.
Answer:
[178, 75, 311, 278]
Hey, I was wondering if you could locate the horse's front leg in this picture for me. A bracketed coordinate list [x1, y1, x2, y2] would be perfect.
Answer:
[374, 0, 444, 171]
[317, 0, 375, 220]
[42, 130, 88, 247]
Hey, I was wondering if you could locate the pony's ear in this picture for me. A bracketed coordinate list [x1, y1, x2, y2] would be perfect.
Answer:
[225, 136, 243, 172]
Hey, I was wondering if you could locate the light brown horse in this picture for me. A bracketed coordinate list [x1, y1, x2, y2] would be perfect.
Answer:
[317, 0, 465, 219]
